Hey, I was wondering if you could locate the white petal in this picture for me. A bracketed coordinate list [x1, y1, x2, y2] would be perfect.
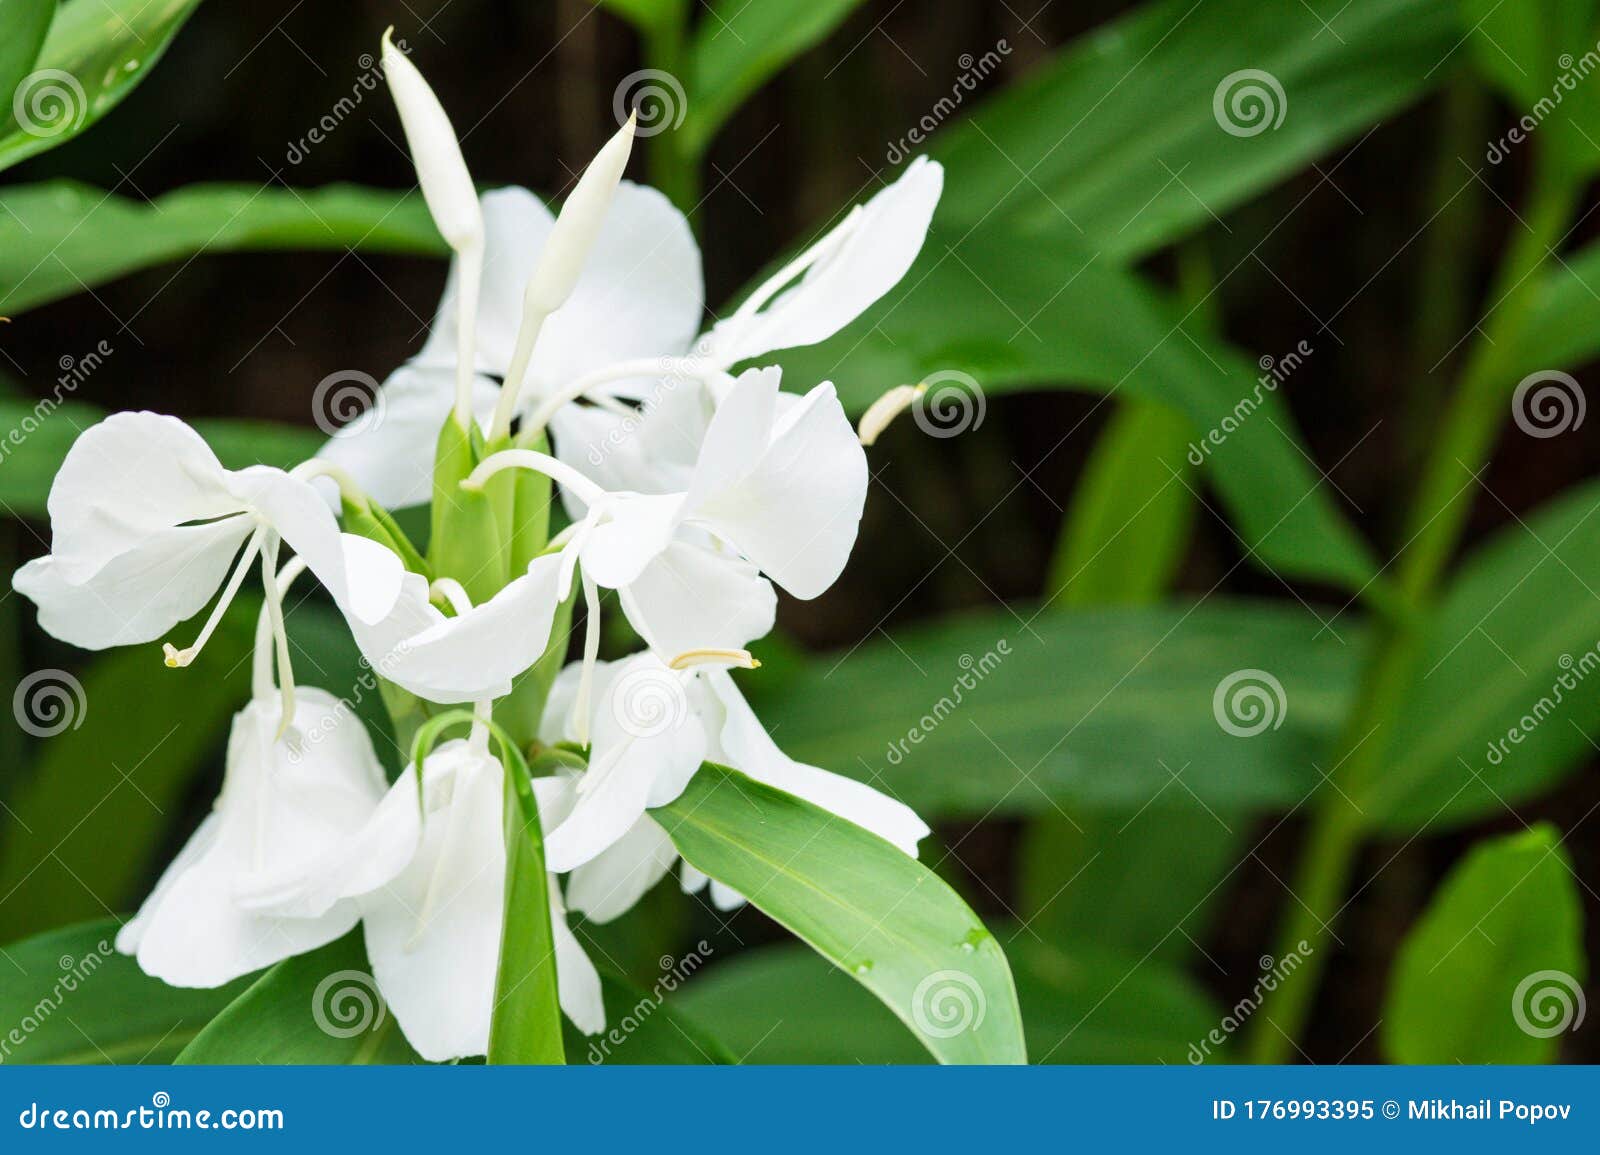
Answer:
[384, 37, 482, 251]
[547, 377, 710, 516]
[690, 380, 868, 599]
[705, 157, 942, 364]
[360, 742, 505, 1062]
[551, 880, 605, 1035]
[578, 492, 684, 588]
[619, 540, 776, 658]
[14, 519, 251, 649]
[709, 880, 746, 910]
[564, 816, 678, 924]
[683, 367, 780, 513]
[316, 363, 501, 510]
[707, 669, 929, 855]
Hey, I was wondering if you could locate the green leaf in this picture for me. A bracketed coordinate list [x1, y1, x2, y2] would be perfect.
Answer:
[0, 918, 248, 1062]
[0, 609, 254, 939]
[487, 740, 564, 1064]
[1382, 825, 1586, 1063]
[565, 970, 734, 1064]
[0, 0, 56, 123]
[0, 397, 323, 517]
[1018, 806, 1241, 965]
[1519, 238, 1600, 371]
[774, 226, 1377, 591]
[1375, 477, 1600, 829]
[930, 0, 1457, 259]
[654, 762, 1026, 1064]
[0, 0, 207, 173]
[677, 937, 1220, 1064]
[1048, 400, 1199, 605]
[683, 0, 866, 157]
[764, 601, 1358, 818]
[0, 181, 442, 316]
[176, 928, 422, 1063]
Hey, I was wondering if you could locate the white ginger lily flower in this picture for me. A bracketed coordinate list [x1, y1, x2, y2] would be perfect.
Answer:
[536, 651, 929, 913]
[115, 563, 390, 987]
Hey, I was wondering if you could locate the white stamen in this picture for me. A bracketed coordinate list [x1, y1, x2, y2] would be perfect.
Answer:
[260, 539, 296, 738]
[572, 571, 601, 747]
[164, 525, 266, 668]
[290, 459, 371, 512]
[857, 383, 926, 446]
[252, 556, 309, 701]
[519, 355, 712, 437]
[667, 648, 760, 671]
[460, 447, 606, 505]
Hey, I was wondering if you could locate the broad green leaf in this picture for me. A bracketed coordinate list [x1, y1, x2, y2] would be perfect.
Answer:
[1018, 806, 1242, 965]
[487, 749, 563, 1064]
[0, 397, 323, 517]
[0, 610, 253, 940]
[1047, 400, 1198, 605]
[0, 182, 441, 316]
[0, 917, 248, 1063]
[678, 937, 1220, 1064]
[1382, 825, 1585, 1063]
[1519, 238, 1600, 370]
[0, 0, 56, 125]
[765, 601, 1358, 818]
[655, 763, 1026, 1064]
[929, 0, 1457, 258]
[0, 0, 207, 173]
[176, 929, 422, 1063]
[683, 0, 866, 157]
[775, 226, 1377, 591]
[1375, 477, 1600, 829]
[565, 971, 734, 1064]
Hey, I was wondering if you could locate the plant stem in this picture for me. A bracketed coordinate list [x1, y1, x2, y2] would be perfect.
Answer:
[1243, 165, 1580, 1064]
[643, 16, 700, 216]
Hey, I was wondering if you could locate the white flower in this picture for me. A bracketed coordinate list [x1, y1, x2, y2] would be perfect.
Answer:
[536, 652, 929, 908]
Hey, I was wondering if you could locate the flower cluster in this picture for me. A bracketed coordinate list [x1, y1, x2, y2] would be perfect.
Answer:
[12, 33, 941, 1062]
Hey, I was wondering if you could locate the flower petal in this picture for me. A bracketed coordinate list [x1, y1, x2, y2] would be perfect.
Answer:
[564, 816, 678, 924]
[551, 879, 606, 1035]
[619, 539, 776, 658]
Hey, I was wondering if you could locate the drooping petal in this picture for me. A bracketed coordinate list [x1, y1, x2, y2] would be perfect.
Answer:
[702, 157, 943, 365]
[618, 539, 776, 659]
[706, 669, 928, 855]
[359, 741, 505, 1063]
[565, 815, 678, 924]
[576, 492, 685, 588]
[550, 879, 605, 1035]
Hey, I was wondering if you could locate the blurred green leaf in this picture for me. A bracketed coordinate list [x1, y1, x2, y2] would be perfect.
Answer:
[1382, 825, 1585, 1063]
[655, 762, 1026, 1064]
[176, 928, 422, 1063]
[1375, 477, 1600, 829]
[930, 0, 1457, 258]
[1018, 806, 1242, 965]
[683, 0, 866, 157]
[0, 181, 442, 315]
[564, 971, 734, 1064]
[776, 226, 1377, 591]
[1519, 239, 1600, 368]
[677, 936, 1220, 1064]
[766, 601, 1358, 818]
[0, 0, 56, 124]
[0, 0, 207, 173]
[0, 917, 248, 1062]
[0, 397, 323, 518]
[1048, 400, 1198, 605]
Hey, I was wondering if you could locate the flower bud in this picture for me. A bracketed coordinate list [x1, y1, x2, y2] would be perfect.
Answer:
[383, 30, 482, 253]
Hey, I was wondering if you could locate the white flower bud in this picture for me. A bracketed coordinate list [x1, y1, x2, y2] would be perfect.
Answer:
[383, 30, 482, 253]
[523, 113, 636, 315]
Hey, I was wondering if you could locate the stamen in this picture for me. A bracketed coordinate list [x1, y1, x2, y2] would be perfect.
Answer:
[260, 539, 296, 738]
[290, 460, 371, 513]
[164, 525, 266, 668]
[520, 356, 710, 437]
[668, 648, 761, 671]
[857, 383, 926, 446]
[428, 576, 472, 616]
[460, 448, 606, 505]
[252, 556, 309, 702]
[571, 572, 601, 747]
[454, 242, 484, 428]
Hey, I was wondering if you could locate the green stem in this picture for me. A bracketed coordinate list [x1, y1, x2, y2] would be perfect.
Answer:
[1243, 165, 1581, 1064]
[643, 15, 699, 215]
